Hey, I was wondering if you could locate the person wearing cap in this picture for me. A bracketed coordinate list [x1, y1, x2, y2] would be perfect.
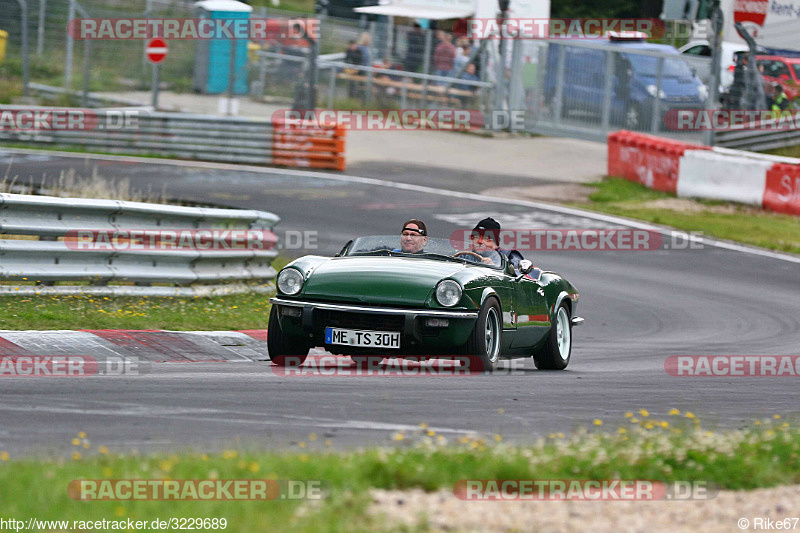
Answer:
[396, 219, 428, 254]
[469, 217, 525, 271]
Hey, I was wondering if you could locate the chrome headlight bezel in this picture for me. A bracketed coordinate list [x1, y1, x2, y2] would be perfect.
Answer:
[277, 268, 304, 295]
[435, 280, 462, 307]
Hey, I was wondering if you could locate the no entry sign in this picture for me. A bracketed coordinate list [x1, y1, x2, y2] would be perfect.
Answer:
[146, 38, 168, 64]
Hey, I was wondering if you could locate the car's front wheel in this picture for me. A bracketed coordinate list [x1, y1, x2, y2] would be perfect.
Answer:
[461, 298, 502, 372]
[267, 306, 309, 367]
[533, 302, 572, 370]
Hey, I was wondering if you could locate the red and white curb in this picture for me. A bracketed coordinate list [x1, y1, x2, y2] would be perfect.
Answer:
[0, 330, 269, 363]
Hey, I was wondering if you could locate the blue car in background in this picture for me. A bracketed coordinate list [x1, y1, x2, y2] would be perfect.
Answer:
[544, 36, 708, 130]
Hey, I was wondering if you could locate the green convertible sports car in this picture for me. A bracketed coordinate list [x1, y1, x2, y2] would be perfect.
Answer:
[267, 235, 582, 371]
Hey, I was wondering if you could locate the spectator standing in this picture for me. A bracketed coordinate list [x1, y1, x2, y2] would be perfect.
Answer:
[405, 23, 425, 73]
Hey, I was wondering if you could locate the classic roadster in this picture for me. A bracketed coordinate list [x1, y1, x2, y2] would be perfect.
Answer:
[267, 236, 582, 371]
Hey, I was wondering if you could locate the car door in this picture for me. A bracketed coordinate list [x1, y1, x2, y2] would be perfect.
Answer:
[509, 267, 551, 348]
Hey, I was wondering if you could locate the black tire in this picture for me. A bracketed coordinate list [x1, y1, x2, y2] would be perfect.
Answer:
[461, 298, 502, 372]
[267, 306, 309, 367]
[533, 302, 572, 370]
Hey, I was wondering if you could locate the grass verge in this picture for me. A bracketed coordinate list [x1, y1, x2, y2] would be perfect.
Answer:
[0, 291, 273, 331]
[572, 177, 800, 255]
[0, 413, 796, 531]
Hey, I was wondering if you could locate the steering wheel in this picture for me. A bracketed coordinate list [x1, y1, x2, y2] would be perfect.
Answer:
[454, 251, 486, 262]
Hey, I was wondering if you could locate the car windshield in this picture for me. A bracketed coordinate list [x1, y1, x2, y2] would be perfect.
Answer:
[624, 54, 695, 78]
[794, 64, 800, 80]
[341, 235, 505, 268]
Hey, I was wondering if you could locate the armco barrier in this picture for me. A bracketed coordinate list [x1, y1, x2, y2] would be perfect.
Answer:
[0, 193, 280, 294]
[0, 108, 346, 171]
[608, 130, 800, 216]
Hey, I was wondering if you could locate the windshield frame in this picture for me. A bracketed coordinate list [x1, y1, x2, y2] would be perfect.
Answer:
[339, 236, 509, 270]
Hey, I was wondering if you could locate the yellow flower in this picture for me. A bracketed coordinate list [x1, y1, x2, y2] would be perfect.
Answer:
[639, 409, 649, 417]
[773, 414, 781, 420]
[72, 452, 81, 461]
[114, 507, 125, 517]
[308, 433, 318, 441]
[249, 462, 260, 473]
[0, 451, 9, 461]
[419, 423, 428, 429]
[298, 442, 306, 448]
[222, 450, 238, 460]
[325, 439, 332, 447]
[668, 408, 680, 416]
[557, 432, 564, 439]
[392, 433, 404, 441]
[71, 438, 80, 446]
[685, 412, 695, 419]
[624, 412, 633, 418]
[645, 422, 654, 429]
[426, 430, 435, 436]
[493, 434, 502, 442]
[548, 433, 556, 439]
[78, 432, 87, 439]
[82, 441, 91, 450]
[102, 467, 113, 477]
[660, 421, 669, 428]
[593, 419, 603, 426]
[617, 427, 626, 434]
[299, 454, 309, 463]
[754, 420, 761, 426]
[98, 445, 109, 455]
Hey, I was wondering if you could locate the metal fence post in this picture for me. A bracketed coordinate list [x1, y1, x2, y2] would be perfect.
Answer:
[600, 49, 614, 129]
[651, 56, 664, 133]
[64, 0, 75, 91]
[327, 65, 336, 108]
[16, 0, 30, 96]
[81, 39, 91, 106]
[553, 44, 566, 125]
[507, 39, 524, 120]
[37, 0, 45, 57]
[421, 29, 431, 108]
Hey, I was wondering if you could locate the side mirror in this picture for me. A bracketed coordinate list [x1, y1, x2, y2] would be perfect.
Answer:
[518, 259, 534, 275]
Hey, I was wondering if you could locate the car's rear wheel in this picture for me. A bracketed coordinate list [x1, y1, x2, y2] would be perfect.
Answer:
[533, 302, 571, 370]
[267, 306, 309, 367]
[462, 298, 502, 372]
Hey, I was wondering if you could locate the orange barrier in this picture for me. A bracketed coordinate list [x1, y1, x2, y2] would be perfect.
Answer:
[607, 131, 710, 194]
[270, 120, 346, 171]
[763, 163, 800, 215]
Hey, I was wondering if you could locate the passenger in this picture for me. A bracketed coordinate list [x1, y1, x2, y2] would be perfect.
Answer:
[469, 217, 525, 271]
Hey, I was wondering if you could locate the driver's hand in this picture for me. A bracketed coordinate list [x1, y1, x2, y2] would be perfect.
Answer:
[480, 256, 494, 265]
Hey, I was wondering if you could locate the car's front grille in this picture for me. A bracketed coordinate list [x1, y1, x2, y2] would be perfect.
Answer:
[318, 310, 405, 331]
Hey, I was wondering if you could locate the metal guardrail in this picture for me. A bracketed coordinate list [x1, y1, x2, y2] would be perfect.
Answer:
[0, 193, 280, 290]
[715, 127, 800, 151]
[0, 107, 346, 170]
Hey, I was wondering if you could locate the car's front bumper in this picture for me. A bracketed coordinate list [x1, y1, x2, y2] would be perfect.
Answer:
[270, 297, 479, 355]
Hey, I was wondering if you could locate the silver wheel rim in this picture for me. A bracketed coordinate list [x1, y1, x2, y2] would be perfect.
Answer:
[556, 307, 571, 361]
[485, 307, 500, 363]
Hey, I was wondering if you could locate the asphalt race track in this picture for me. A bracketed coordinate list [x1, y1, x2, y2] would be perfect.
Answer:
[2, 148, 800, 457]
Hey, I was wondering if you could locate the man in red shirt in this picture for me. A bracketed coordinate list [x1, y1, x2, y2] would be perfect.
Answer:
[434, 31, 456, 80]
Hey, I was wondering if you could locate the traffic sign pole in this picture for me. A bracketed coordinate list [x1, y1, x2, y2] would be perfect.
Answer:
[152, 63, 160, 109]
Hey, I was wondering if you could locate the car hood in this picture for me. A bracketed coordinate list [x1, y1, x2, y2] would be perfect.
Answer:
[300, 256, 467, 306]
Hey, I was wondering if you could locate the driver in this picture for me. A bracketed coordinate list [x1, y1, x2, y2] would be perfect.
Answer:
[396, 219, 429, 254]
[469, 217, 525, 271]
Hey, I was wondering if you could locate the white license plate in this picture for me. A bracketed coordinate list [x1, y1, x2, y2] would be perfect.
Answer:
[325, 327, 401, 349]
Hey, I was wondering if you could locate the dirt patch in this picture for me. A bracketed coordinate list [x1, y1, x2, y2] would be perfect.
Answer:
[483, 184, 595, 203]
[370, 485, 799, 532]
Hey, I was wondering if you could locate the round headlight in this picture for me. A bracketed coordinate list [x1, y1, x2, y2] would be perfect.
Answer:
[435, 280, 462, 307]
[277, 268, 304, 295]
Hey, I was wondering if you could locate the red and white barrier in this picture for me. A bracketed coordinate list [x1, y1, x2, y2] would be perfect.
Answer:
[608, 131, 800, 215]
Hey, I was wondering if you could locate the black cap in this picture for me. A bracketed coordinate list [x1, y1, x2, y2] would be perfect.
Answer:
[472, 217, 501, 240]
